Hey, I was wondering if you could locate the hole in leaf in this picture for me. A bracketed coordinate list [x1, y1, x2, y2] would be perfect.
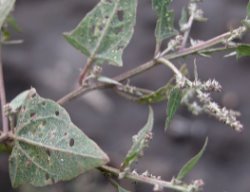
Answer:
[117, 10, 124, 21]
[98, 24, 104, 31]
[69, 138, 74, 147]
[42, 120, 46, 126]
[30, 112, 36, 118]
[117, 45, 124, 50]
[42, 101, 46, 106]
[45, 173, 49, 180]
[55, 111, 59, 116]
[64, 132, 68, 136]
[90, 25, 95, 34]
[46, 149, 51, 156]
[114, 26, 123, 35]
[105, 15, 109, 19]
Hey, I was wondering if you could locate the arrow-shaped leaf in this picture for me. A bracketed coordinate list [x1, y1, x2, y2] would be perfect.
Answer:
[120, 107, 154, 171]
[9, 89, 109, 187]
[165, 87, 182, 130]
[64, 0, 137, 67]
[152, 0, 177, 43]
[176, 138, 208, 180]
[0, 0, 16, 29]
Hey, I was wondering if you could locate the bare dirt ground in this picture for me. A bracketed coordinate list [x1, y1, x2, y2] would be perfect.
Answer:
[2, 0, 250, 192]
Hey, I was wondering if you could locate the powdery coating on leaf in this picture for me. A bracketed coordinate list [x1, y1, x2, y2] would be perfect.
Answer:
[8, 88, 34, 113]
[120, 107, 154, 171]
[64, 0, 137, 66]
[0, 0, 16, 29]
[152, 0, 177, 42]
[9, 89, 109, 187]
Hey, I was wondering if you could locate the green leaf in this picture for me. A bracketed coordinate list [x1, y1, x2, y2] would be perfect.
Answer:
[6, 15, 21, 31]
[176, 138, 208, 180]
[138, 80, 174, 104]
[179, 7, 188, 31]
[138, 64, 188, 104]
[9, 88, 109, 188]
[0, 0, 16, 29]
[0, 143, 12, 153]
[64, 0, 137, 66]
[247, 0, 250, 18]
[165, 87, 182, 130]
[121, 107, 154, 171]
[152, 0, 177, 43]
[236, 44, 250, 58]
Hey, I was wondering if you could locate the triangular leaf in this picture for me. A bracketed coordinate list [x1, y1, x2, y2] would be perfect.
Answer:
[9, 89, 109, 187]
[165, 87, 182, 130]
[176, 138, 208, 180]
[152, 0, 177, 43]
[236, 44, 250, 58]
[0, 0, 16, 29]
[120, 107, 154, 171]
[64, 0, 137, 66]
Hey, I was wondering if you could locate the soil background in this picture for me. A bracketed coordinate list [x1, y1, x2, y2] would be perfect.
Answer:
[1, 0, 250, 192]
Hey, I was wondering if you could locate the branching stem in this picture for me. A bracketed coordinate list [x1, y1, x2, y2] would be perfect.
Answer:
[57, 26, 246, 105]
[99, 165, 188, 192]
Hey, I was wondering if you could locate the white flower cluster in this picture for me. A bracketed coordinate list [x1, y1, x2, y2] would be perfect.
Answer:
[176, 75, 243, 132]
[197, 91, 243, 132]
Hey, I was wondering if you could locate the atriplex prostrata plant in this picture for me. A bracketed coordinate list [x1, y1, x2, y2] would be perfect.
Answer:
[0, 0, 249, 191]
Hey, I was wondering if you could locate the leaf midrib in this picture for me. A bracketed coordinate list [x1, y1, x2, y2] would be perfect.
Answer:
[90, 0, 120, 59]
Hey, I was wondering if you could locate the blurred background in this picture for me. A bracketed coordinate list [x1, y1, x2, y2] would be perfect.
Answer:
[1, 0, 250, 191]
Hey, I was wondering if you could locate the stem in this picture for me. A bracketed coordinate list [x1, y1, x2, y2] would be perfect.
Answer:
[180, 14, 194, 49]
[57, 85, 100, 105]
[99, 165, 188, 192]
[0, 43, 8, 135]
[78, 58, 94, 85]
[57, 26, 246, 105]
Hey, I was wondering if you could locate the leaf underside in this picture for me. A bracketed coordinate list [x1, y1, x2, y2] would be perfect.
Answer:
[121, 107, 154, 171]
[152, 0, 177, 43]
[9, 89, 109, 187]
[0, 0, 16, 29]
[64, 0, 137, 66]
